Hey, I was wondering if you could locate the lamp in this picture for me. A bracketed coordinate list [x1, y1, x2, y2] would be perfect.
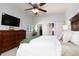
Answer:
[63, 25, 68, 31]
[67, 21, 71, 25]
[52, 28, 54, 31]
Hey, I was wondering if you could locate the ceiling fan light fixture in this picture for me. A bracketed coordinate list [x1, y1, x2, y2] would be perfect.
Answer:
[25, 3, 46, 14]
[35, 9, 39, 13]
[32, 9, 36, 13]
[32, 9, 39, 14]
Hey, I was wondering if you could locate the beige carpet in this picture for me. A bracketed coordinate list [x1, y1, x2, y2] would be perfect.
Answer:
[1, 47, 18, 56]
[1, 41, 79, 56]
[61, 41, 79, 56]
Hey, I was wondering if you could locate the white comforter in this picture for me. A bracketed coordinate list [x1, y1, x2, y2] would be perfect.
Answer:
[63, 31, 79, 46]
[16, 35, 61, 56]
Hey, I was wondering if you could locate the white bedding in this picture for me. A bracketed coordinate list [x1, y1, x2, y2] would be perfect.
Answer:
[16, 35, 61, 56]
[70, 31, 79, 46]
[62, 31, 72, 43]
[63, 31, 79, 46]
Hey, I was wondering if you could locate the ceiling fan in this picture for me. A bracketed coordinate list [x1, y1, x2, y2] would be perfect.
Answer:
[24, 3, 47, 14]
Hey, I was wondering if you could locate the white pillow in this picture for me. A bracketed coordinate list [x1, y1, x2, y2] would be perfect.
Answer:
[63, 31, 72, 43]
[71, 31, 79, 46]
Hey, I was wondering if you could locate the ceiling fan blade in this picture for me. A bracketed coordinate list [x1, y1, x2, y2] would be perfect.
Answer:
[28, 3, 34, 6]
[39, 3, 46, 6]
[38, 8, 47, 12]
[24, 8, 33, 11]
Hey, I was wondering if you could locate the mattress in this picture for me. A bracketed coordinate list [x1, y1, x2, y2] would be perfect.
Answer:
[16, 35, 61, 56]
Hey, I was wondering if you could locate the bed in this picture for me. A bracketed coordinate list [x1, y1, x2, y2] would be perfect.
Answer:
[63, 13, 79, 45]
[16, 35, 61, 56]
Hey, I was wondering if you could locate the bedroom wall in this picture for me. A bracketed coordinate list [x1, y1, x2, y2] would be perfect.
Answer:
[65, 3, 79, 30]
[32, 13, 65, 39]
[66, 4, 79, 21]
[0, 4, 33, 37]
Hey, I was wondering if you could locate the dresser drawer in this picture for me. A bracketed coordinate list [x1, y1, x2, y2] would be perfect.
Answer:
[2, 40, 16, 51]
[0, 30, 26, 53]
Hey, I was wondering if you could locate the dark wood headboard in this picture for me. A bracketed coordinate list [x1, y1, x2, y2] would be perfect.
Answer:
[71, 13, 79, 31]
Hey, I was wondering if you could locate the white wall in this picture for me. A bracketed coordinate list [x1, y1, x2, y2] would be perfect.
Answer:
[66, 3, 79, 20]
[0, 4, 33, 37]
[65, 4, 79, 23]
[33, 13, 65, 39]
[65, 4, 79, 30]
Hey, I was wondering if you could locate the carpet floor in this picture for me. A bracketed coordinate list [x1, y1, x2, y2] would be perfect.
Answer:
[61, 41, 79, 56]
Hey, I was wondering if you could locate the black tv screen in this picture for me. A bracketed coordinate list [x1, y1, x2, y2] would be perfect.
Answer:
[1, 13, 20, 27]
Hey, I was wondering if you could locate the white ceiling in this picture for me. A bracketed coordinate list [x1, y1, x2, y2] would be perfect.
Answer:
[7, 3, 70, 14]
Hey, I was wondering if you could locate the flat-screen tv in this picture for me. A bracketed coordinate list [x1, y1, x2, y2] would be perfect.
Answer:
[1, 13, 20, 27]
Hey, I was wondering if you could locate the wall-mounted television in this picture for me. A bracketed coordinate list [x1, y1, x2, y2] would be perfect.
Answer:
[1, 13, 20, 27]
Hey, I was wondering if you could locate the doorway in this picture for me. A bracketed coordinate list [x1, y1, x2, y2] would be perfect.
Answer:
[37, 24, 43, 36]
[48, 23, 54, 35]
[39, 25, 42, 35]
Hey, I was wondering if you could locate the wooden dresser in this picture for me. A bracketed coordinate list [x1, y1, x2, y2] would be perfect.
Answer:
[0, 30, 26, 54]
